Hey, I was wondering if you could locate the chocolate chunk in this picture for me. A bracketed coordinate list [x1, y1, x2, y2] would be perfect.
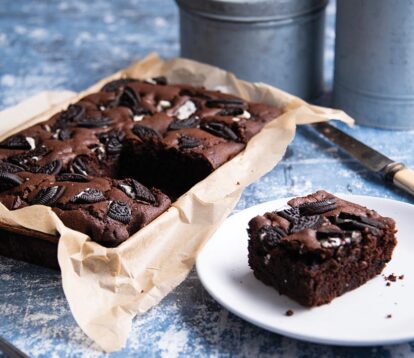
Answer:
[8, 146, 49, 165]
[278, 207, 300, 223]
[70, 188, 105, 204]
[178, 135, 201, 149]
[259, 225, 286, 251]
[0, 162, 25, 173]
[290, 215, 322, 233]
[205, 99, 245, 108]
[201, 122, 239, 141]
[75, 116, 112, 128]
[0, 135, 33, 150]
[218, 107, 244, 116]
[107, 200, 131, 224]
[36, 160, 62, 175]
[56, 173, 89, 182]
[0, 172, 23, 192]
[31, 186, 65, 206]
[285, 309, 294, 317]
[298, 198, 337, 216]
[61, 104, 85, 122]
[168, 116, 200, 131]
[71, 156, 90, 176]
[101, 78, 135, 92]
[132, 124, 161, 142]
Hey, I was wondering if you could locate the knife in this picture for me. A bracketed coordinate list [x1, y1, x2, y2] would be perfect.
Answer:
[311, 122, 414, 197]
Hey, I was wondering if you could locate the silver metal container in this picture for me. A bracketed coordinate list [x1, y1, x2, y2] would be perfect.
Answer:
[334, 0, 414, 130]
[175, 0, 328, 100]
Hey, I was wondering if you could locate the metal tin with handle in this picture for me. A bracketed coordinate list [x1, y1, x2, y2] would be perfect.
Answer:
[175, 0, 328, 100]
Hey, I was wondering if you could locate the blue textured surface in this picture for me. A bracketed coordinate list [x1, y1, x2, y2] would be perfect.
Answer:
[0, 0, 413, 357]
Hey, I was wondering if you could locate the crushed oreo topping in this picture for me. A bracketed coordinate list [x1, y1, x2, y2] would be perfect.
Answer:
[107, 200, 131, 224]
[277, 207, 300, 223]
[61, 104, 85, 122]
[70, 188, 105, 204]
[201, 122, 239, 141]
[144, 76, 167, 85]
[99, 130, 125, 155]
[8, 146, 49, 165]
[218, 107, 244, 117]
[31, 185, 65, 206]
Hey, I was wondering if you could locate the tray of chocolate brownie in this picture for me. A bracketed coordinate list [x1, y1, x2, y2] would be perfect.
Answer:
[197, 190, 413, 346]
[0, 54, 354, 351]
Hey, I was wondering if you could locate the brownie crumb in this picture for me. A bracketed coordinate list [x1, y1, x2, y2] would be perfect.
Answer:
[399, 274, 405, 280]
[285, 309, 294, 317]
[386, 314, 392, 319]
[236, 181, 240, 185]
[386, 282, 391, 287]
[385, 274, 397, 282]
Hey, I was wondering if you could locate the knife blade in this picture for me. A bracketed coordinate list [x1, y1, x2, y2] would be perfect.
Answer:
[311, 122, 414, 197]
[0, 336, 29, 358]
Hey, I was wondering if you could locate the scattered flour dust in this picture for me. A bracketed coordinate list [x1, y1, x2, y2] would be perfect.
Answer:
[26, 312, 59, 324]
[157, 326, 188, 358]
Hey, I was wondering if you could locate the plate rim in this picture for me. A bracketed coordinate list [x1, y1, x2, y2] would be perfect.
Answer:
[196, 194, 414, 347]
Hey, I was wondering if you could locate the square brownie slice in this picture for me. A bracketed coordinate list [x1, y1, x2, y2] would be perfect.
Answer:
[247, 190, 397, 307]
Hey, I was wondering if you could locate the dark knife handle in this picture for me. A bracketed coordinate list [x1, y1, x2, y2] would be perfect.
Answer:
[383, 163, 414, 196]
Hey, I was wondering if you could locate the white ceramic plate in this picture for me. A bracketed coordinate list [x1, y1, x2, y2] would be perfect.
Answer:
[196, 195, 414, 346]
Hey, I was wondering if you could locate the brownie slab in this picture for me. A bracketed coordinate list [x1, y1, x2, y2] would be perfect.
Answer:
[0, 76, 283, 250]
[247, 190, 397, 307]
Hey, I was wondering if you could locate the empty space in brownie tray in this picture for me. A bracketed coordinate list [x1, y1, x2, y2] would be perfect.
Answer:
[0, 77, 282, 247]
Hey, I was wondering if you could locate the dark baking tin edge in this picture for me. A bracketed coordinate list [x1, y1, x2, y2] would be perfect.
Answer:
[0, 222, 59, 270]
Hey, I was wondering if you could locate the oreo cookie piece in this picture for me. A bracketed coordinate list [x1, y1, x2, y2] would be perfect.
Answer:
[101, 78, 136, 92]
[75, 116, 113, 128]
[8, 146, 49, 166]
[205, 98, 245, 108]
[118, 179, 157, 205]
[60, 104, 85, 122]
[201, 122, 239, 141]
[0, 172, 23, 192]
[0, 135, 34, 150]
[298, 198, 337, 216]
[70, 188, 105, 204]
[290, 215, 322, 233]
[132, 124, 161, 142]
[71, 156, 90, 176]
[258, 225, 287, 252]
[56, 173, 89, 182]
[107, 200, 131, 224]
[168, 116, 200, 131]
[99, 130, 125, 155]
[37, 160, 62, 175]
[178, 135, 201, 149]
[277, 207, 300, 223]
[0, 162, 25, 174]
[31, 185, 65, 206]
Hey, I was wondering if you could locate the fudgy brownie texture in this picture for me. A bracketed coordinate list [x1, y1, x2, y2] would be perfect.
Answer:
[248, 190, 397, 307]
[0, 77, 282, 246]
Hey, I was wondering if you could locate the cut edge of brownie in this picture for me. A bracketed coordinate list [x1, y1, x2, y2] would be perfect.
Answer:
[247, 190, 397, 307]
